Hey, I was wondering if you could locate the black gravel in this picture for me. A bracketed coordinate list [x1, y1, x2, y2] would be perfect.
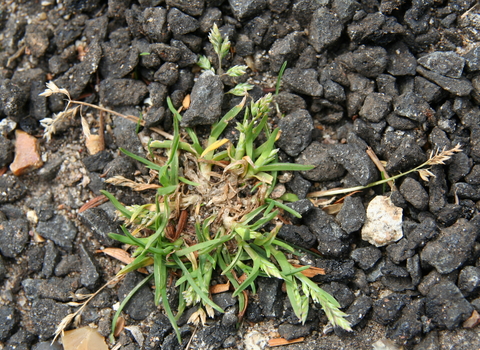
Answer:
[1, 0, 480, 349]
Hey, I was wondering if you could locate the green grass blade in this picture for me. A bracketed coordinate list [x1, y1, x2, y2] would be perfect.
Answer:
[149, 140, 200, 156]
[161, 284, 182, 343]
[175, 236, 230, 256]
[110, 274, 153, 343]
[120, 148, 163, 172]
[256, 163, 315, 172]
[157, 185, 178, 196]
[117, 254, 153, 275]
[265, 198, 302, 218]
[109, 232, 144, 247]
[178, 177, 200, 186]
[172, 254, 224, 313]
[185, 127, 203, 155]
[275, 61, 288, 95]
[232, 257, 260, 297]
[101, 190, 132, 219]
[153, 253, 164, 305]
[210, 98, 245, 142]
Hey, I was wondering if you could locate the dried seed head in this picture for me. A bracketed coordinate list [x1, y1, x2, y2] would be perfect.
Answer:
[39, 81, 71, 99]
[428, 144, 462, 165]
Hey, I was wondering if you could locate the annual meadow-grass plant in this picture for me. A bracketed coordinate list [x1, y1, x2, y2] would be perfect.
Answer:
[43, 25, 353, 345]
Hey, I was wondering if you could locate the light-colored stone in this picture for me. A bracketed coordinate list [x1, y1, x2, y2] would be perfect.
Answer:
[361, 195, 403, 247]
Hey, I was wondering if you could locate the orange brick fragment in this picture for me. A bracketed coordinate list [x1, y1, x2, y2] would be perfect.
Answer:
[10, 130, 43, 176]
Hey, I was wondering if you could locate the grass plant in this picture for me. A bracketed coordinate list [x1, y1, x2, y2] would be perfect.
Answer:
[43, 26, 352, 345]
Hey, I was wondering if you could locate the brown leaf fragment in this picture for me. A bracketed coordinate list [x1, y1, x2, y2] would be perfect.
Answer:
[62, 326, 109, 350]
[210, 282, 230, 294]
[97, 248, 134, 265]
[268, 337, 304, 347]
[79, 195, 108, 213]
[323, 203, 343, 215]
[10, 130, 43, 176]
[463, 309, 480, 328]
[183, 94, 191, 109]
[97, 248, 149, 274]
[114, 317, 125, 337]
[291, 264, 326, 277]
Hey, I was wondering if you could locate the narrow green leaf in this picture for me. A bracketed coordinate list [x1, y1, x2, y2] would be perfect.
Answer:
[232, 257, 260, 297]
[275, 61, 288, 95]
[266, 198, 302, 218]
[156, 185, 177, 196]
[101, 190, 132, 219]
[117, 254, 153, 275]
[120, 148, 163, 172]
[279, 193, 300, 202]
[178, 177, 200, 186]
[161, 283, 182, 343]
[136, 112, 143, 134]
[209, 98, 245, 142]
[256, 163, 315, 172]
[110, 274, 153, 342]
[172, 254, 224, 313]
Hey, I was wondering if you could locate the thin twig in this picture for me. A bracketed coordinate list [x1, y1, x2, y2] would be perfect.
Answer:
[69, 100, 175, 140]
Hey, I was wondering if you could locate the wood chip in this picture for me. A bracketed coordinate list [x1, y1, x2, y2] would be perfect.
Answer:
[268, 337, 304, 347]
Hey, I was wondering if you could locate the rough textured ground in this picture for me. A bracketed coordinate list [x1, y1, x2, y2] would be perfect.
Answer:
[1, 0, 480, 349]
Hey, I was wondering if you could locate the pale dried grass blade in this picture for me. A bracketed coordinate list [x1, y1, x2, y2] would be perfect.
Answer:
[268, 337, 304, 347]
[105, 176, 161, 191]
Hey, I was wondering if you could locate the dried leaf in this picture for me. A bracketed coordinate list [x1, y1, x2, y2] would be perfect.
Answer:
[114, 316, 125, 337]
[322, 203, 343, 215]
[268, 337, 304, 347]
[97, 248, 134, 265]
[183, 94, 191, 109]
[210, 282, 230, 294]
[97, 248, 149, 274]
[82, 116, 104, 155]
[105, 176, 161, 191]
[62, 326, 108, 350]
[33, 230, 46, 243]
[79, 195, 108, 213]
[418, 169, 435, 182]
[463, 309, 480, 328]
[291, 264, 326, 277]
